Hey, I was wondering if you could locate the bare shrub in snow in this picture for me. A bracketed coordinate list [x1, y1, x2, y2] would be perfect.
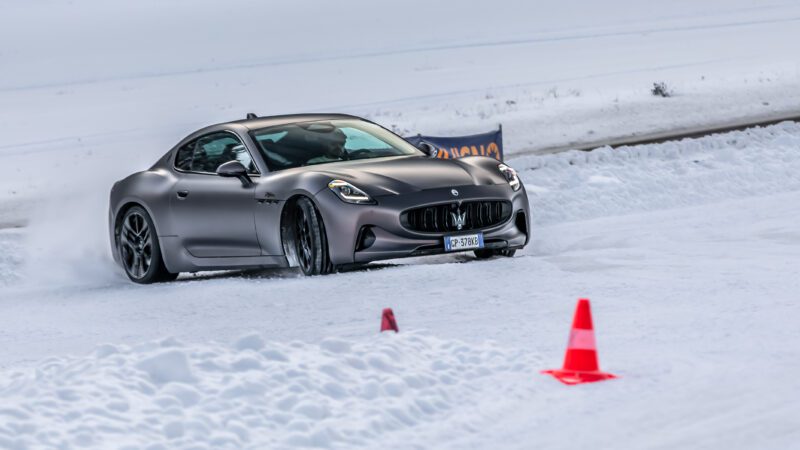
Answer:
[651, 82, 673, 97]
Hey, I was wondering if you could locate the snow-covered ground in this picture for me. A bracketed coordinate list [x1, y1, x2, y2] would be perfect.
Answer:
[2, 122, 800, 448]
[3, 0, 800, 448]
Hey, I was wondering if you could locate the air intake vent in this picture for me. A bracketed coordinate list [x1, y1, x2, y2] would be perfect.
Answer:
[401, 201, 512, 233]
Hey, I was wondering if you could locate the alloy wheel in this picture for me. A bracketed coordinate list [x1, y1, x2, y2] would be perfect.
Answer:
[119, 211, 152, 279]
[295, 208, 313, 272]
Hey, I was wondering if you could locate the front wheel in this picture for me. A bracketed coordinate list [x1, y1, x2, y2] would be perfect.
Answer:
[293, 197, 334, 276]
[117, 206, 179, 284]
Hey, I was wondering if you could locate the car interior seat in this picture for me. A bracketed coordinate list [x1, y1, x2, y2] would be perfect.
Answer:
[191, 147, 209, 172]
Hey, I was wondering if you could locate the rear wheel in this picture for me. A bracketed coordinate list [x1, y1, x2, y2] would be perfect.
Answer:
[474, 248, 517, 259]
[294, 197, 334, 276]
[117, 206, 178, 284]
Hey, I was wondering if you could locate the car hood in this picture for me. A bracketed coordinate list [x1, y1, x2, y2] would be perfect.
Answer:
[310, 156, 502, 196]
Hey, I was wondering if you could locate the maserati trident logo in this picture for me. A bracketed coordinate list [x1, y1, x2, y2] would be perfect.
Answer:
[451, 189, 459, 197]
[450, 208, 467, 231]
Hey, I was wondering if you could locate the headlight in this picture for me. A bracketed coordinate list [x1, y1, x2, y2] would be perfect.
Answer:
[498, 164, 521, 191]
[328, 179, 375, 204]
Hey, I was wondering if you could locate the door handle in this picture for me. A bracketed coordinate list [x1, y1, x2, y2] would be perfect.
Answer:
[176, 190, 189, 199]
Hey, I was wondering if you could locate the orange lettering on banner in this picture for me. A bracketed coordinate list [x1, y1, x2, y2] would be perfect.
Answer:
[429, 142, 501, 160]
[487, 142, 500, 160]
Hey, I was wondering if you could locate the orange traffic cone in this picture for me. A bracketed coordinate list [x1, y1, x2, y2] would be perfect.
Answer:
[542, 298, 617, 385]
[380, 308, 399, 333]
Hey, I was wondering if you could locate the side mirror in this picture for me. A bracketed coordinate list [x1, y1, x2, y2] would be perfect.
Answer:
[217, 160, 252, 186]
[417, 142, 439, 158]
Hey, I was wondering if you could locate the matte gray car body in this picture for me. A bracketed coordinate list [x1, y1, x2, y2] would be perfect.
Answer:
[109, 114, 530, 279]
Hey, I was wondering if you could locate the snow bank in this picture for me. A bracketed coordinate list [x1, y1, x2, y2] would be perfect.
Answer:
[513, 121, 800, 226]
[0, 334, 535, 449]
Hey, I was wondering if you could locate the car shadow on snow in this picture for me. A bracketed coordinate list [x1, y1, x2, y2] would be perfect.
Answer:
[172, 253, 495, 283]
[173, 262, 401, 283]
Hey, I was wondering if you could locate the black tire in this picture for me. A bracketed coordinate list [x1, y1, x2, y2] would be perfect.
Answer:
[293, 197, 334, 276]
[497, 248, 517, 257]
[474, 249, 495, 259]
[473, 248, 517, 259]
[117, 206, 179, 284]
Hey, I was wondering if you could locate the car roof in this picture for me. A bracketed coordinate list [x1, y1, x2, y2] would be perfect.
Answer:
[230, 113, 362, 131]
[170, 113, 372, 155]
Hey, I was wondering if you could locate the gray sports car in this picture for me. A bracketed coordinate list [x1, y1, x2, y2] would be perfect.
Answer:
[109, 114, 530, 283]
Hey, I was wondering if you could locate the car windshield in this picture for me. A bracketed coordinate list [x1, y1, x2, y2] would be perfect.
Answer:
[249, 119, 423, 171]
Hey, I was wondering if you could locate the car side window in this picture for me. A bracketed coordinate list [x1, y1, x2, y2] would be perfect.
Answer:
[180, 132, 258, 174]
[175, 140, 196, 171]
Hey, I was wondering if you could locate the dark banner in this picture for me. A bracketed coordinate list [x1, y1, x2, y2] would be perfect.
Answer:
[406, 126, 503, 161]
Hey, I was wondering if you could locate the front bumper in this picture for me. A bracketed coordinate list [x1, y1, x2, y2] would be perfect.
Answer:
[315, 184, 530, 265]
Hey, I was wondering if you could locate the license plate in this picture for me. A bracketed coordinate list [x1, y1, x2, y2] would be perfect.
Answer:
[444, 233, 484, 252]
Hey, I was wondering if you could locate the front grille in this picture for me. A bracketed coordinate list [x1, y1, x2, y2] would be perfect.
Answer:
[401, 201, 512, 233]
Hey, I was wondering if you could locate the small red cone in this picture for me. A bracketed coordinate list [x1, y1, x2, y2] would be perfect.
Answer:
[542, 298, 617, 385]
[380, 308, 399, 333]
